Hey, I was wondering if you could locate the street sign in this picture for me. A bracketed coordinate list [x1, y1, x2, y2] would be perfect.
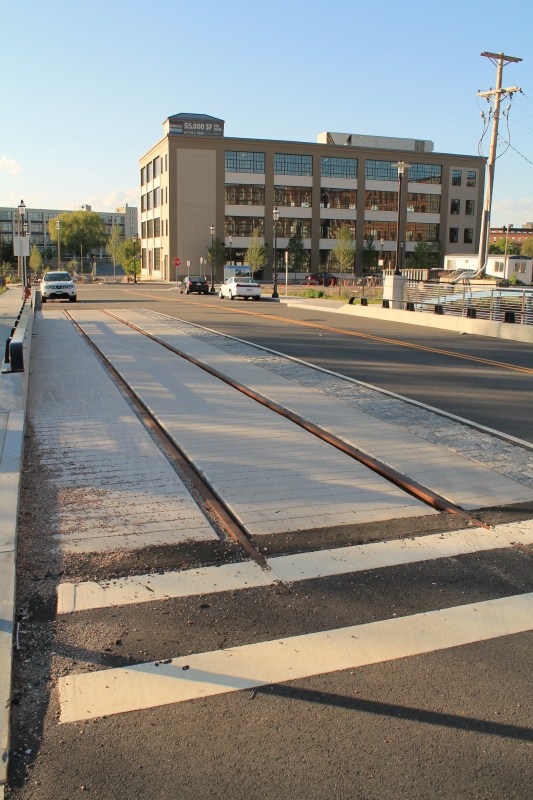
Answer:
[173, 257, 181, 267]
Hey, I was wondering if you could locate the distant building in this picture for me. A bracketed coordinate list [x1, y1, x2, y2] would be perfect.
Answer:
[0, 204, 138, 258]
[489, 225, 533, 248]
[138, 112, 485, 282]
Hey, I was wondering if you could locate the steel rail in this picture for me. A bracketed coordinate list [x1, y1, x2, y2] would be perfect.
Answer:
[102, 309, 491, 530]
[64, 310, 271, 569]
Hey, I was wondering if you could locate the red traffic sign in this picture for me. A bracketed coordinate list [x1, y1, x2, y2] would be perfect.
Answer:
[173, 257, 181, 267]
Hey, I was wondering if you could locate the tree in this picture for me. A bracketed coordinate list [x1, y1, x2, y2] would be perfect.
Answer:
[286, 223, 307, 273]
[48, 211, 107, 274]
[409, 239, 443, 270]
[0, 239, 15, 266]
[489, 237, 521, 255]
[29, 244, 42, 276]
[207, 237, 226, 281]
[521, 238, 533, 258]
[107, 223, 124, 277]
[119, 237, 140, 279]
[362, 236, 377, 271]
[245, 228, 267, 278]
[332, 225, 356, 279]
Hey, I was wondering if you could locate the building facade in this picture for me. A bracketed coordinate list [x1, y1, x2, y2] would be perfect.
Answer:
[489, 225, 533, 250]
[139, 113, 485, 282]
[0, 204, 138, 259]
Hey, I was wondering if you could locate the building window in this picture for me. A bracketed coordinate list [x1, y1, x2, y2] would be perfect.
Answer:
[450, 199, 460, 215]
[409, 163, 442, 184]
[153, 187, 160, 208]
[321, 219, 356, 239]
[466, 170, 477, 187]
[452, 169, 462, 186]
[141, 221, 147, 238]
[146, 191, 152, 211]
[465, 199, 475, 215]
[225, 184, 265, 205]
[463, 228, 473, 244]
[147, 219, 153, 238]
[273, 186, 312, 207]
[321, 157, 357, 179]
[406, 193, 441, 213]
[365, 160, 397, 181]
[153, 157, 160, 178]
[407, 223, 440, 242]
[449, 228, 459, 243]
[365, 190, 397, 211]
[515, 262, 526, 274]
[494, 261, 504, 273]
[140, 167, 145, 186]
[277, 218, 312, 238]
[146, 162, 152, 182]
[363, 221, 397, 241]
[153, 218, 161, 237]
[141, 195, 146, 212]
[274, 154, 313, 176]
[322, 188, 357, 209]
[225, 151, 265, 173]
[154, 248, 161, 269]
[225, 217, 265, 237]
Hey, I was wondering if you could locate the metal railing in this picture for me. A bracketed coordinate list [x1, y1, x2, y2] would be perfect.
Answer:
[1, 296, 32, 373]
[402, 282, 533, 326]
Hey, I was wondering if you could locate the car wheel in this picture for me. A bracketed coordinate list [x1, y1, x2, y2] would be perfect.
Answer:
[253, 295, 260, 301]
[219, 290, 224, 299]
[41, 296, 47, 303]
[69, 296, 77, 303]
[186, 289, 190, 294]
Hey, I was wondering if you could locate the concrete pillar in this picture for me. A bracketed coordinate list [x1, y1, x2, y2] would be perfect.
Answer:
[383, 274, 407, 309]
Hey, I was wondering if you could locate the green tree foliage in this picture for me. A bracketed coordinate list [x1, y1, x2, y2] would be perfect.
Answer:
[409, 239, 443, 270]
[207, 237, 226, 280]
[0, 239, 15, 265]
[520, 238, 533, 258]
[107, 224, 124, 272]
[286, 223, 307, 273]
[29, 244, 43, 275]
[119, 237, 140, 278]
[48, 211, 107, 273]
[362, 236, 377, 270]
[332, 225, 356, 277]
[245, 228, 267, 277]
[489, 237, 521, 255]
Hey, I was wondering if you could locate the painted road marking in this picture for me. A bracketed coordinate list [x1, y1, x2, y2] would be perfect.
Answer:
[57, 520, 533, 613]
[58, 592, 533, 723]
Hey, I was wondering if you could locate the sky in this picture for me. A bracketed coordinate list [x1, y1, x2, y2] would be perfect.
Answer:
[2, 0, 533, 227]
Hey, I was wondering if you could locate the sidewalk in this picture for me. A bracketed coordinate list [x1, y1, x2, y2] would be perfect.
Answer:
[0, 287, 32, 798]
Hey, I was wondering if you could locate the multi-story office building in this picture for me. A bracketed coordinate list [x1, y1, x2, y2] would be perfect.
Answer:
[489, 225, 533, 249]
[0, 204, 138, 258]
[139, 113, 485, 282]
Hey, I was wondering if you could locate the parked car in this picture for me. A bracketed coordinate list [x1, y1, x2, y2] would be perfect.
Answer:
[219, 276, 261, 301]
[40, 271, 77, 303]
[305, 272, 338, 286]
[180, 276, 209, 294]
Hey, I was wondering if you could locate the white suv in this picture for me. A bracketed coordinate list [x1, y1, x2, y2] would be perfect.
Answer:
[40, 271, 77, 303]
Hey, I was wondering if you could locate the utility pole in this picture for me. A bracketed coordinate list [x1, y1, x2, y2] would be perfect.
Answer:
[477, 51, 521, 275]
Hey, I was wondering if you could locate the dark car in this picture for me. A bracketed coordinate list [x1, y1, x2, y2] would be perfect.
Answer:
[305, 272, 338, 286]
[180, 276, 209, 294]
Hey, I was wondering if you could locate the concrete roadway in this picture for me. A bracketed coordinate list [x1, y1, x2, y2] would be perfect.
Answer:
[4, 286, 533, 800]
[81, 283, 533, 442]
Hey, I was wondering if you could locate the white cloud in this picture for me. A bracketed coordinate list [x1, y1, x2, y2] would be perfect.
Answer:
[492, 198, 533, 227]
[0, 156, 22, 175]
[81, 188, 140, 212]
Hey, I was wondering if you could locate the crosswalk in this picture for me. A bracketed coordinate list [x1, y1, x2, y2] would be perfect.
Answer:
[56, 519, 533, 724]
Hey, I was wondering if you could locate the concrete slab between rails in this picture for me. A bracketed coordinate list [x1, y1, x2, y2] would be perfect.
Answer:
[279, 298, 533, 343]
[0, 287, 34, 794]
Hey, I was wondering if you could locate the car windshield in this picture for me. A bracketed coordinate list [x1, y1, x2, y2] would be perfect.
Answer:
[44, 272, 71, 282]
[235, 278, 254, 283]
[188, 276, 204, 281]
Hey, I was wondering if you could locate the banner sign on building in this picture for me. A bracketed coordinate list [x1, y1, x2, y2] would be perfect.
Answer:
[167, 114, 224, 137]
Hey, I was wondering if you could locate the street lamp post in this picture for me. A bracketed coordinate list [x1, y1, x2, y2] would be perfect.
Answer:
[272, 206, 279, 299]
[380, 238, 384, 271]
[229, 235, 233, 266]
[132, 234, 139, 283]
[210, 224, 215, 293]
[56, 218, 61, 270]
[17, 200, 27, 293]
[394, 161, 410, 275]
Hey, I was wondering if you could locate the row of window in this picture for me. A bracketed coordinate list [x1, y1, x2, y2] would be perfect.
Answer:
[141, 218, 169, 239]
[141, 154, 168, 185]
[141, 187, 169, 212]
[141, 247, 161, 270]
[223, 217, 440, 243]
[450, 198, 475, 215]
[224, 152, 476, 186]
[449, 228, 474, 244]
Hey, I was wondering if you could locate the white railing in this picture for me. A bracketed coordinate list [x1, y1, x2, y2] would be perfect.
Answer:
[403, 283, 533, 326]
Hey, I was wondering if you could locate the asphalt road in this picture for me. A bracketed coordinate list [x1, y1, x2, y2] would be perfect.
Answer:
[80, 283, 533, 443]
[6, 286, 533, 800]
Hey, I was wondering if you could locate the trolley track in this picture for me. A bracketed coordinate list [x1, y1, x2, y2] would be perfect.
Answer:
[66, 309, 492, 539]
